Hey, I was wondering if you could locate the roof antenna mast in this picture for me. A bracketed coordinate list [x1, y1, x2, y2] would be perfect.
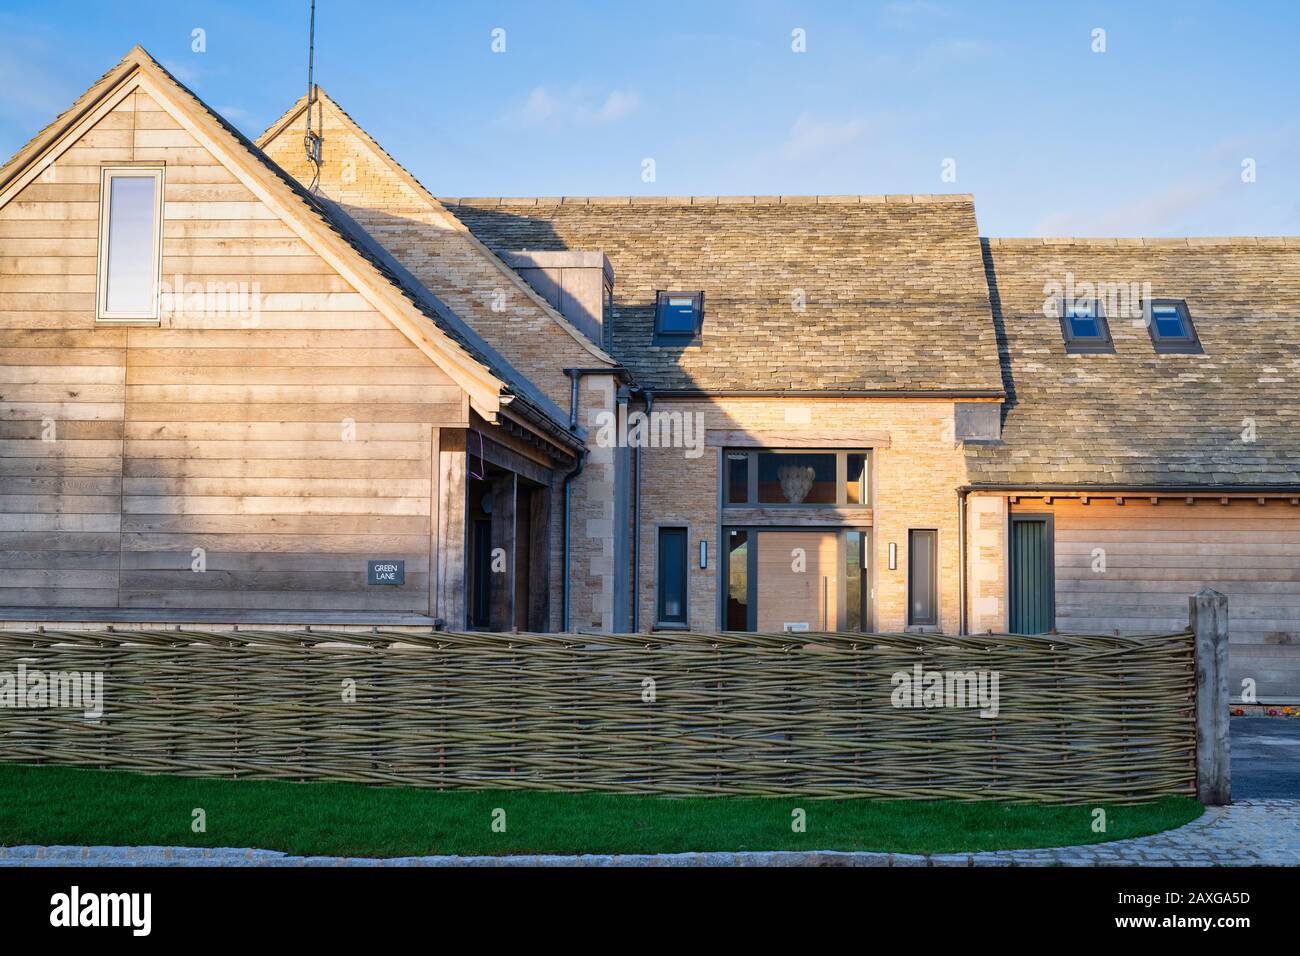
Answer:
[304, 0, 322, 192]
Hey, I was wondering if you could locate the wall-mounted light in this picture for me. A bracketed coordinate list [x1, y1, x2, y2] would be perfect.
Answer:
[888, 542, 897, 570]
[699, 539, 708, 569]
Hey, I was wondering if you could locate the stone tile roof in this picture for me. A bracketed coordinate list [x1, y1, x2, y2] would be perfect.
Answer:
[258, 93, 618, 415]
[969, 237, 1300, 488]
[444, 195, 1004, 394]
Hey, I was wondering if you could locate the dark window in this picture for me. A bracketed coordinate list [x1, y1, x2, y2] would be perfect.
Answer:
[657, 527, 689, 625]
[756, 452, 837, 504]
[654, 291, 703, 337]
[1057, 298, 1114, 353]
[725, 452, 749, 504]
[844, 529, 868, 632]
[908, 529, 938, 626]
[726, 529, 749, 630]
[1146, 299, 1201, 353]
[723, 450, 871, 507]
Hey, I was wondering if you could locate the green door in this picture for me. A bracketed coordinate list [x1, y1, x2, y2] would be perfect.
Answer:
[1010, 516, 1054, 634]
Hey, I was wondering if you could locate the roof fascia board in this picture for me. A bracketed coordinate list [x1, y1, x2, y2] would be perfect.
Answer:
[648, 388, 1006, 400]
[963, 484, 1300, 495]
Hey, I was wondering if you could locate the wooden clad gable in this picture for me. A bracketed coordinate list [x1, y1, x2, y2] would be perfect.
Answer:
[0, 60, 484, 619]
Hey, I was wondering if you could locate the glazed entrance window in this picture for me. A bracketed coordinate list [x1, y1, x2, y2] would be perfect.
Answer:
[723, 450, 871, 507]
[756, 452, 836, 504]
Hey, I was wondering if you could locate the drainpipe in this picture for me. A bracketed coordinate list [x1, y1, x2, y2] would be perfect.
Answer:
[561, 450, 587, 632]
[612, 385, 633, 631]
[958, 487, 969, 635]
[631, 388, 653, 632]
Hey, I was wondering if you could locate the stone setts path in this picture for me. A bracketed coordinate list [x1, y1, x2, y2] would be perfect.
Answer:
[2, 799, 1295, 867]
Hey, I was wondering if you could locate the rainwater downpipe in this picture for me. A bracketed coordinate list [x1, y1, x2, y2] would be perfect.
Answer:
[958, 487, 969, 635]
[631, 388, 653, 632]
[561, 451, 587, 632]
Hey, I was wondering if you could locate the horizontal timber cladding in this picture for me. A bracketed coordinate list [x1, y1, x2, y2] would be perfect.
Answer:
[1010, 497, 1300, 699]
[0, 87, 470, 616]
[0, 626, 1196, 802]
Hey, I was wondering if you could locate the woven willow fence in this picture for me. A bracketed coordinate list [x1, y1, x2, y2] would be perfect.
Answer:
[0, 626, 1195, 802]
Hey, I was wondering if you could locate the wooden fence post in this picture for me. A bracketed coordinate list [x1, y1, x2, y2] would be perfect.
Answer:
[1189, 588, 1230, 805]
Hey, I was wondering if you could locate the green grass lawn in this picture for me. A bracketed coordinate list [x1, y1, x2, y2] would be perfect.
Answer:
[0, 764, 1203, 858]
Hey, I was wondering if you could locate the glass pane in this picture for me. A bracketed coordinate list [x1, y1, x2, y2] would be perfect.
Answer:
[845, 454, 867, 504]
[657, 295, 698, 333]
[726, 453, 749, 504]
[844, 530, 863, 631]
[908, 530, 936, 625]
[658, 528, 688, 624]
[104, 175, 158, 314]
[726, 530, 749, 630]
[1152, 305, 1186, 338]
[1068, 315, 1101, 338]
[756, 452, 836, 504]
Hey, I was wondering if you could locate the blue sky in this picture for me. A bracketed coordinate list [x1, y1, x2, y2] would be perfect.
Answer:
[2, 0, 1297, 236]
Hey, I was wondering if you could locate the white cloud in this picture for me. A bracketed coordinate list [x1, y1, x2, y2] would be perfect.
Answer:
[1035, 174, 1237, 235]
[500, 86, 639, 128]
[216, 104, 255, 127]
[780, 113, 868, 161]
[587, 90, 639, 124]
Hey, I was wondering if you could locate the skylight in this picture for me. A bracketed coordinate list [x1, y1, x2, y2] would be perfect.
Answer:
[654, 291, 704, 338]
[1146, 299, 1202, 353]
[1057, 298, 1114, 353]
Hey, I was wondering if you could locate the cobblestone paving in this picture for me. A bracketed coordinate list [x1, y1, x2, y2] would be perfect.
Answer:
[2, 800, 1294, 867]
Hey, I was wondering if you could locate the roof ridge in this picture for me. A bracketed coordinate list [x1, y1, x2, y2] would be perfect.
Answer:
[440, 194, 974, 207]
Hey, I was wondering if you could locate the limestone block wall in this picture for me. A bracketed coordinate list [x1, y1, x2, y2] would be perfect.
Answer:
[967, 494, 1009, 633]
[634, 397, 975, 633]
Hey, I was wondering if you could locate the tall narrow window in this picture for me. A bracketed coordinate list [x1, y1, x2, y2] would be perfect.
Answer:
[907, 529, 938, 627]
[844, 529, 868, 632]
[725, 453, 749, 504]
[657, 527, 689, 626]
[97, 167, 164, 322]
[726, 529, 749, 631]
[845, 453, 868, 505]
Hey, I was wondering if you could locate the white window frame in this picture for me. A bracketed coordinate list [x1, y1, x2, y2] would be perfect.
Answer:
[96, 165, 165, 323]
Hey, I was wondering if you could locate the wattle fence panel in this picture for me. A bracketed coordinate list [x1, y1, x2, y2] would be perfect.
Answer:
[0, 626, 1196, 803]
